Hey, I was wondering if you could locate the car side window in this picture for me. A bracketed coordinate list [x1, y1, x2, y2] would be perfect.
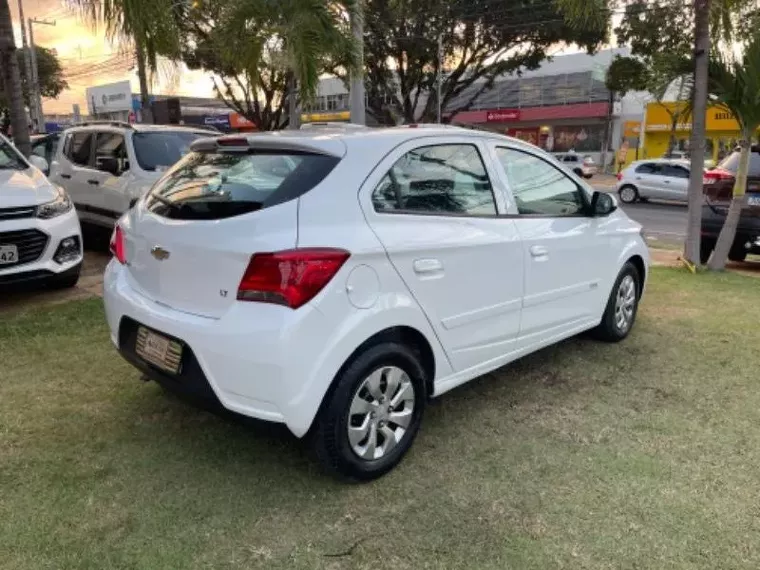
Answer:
[31, 142, 47, 159]
[661, 164, 689, 178]
[563, 155, 578, 163]
[635, 163, 656, 174]
[66, 132, 94, 167]
[372, 144, 497, 216]
[495, 147, 587, 216]
[94, 132, 128, 173]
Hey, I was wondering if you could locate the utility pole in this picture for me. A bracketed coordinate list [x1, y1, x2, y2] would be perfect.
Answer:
[349, 0, 365, 125]
[437, 34, 443, 124]
[16, 0, 35, 129]
[29, 17, 55, 134]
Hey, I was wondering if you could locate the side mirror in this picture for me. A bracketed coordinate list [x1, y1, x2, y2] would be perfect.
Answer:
[96, 156, 123, 176]
[590, 191, 617, 216]
[28, 155, 49, 174]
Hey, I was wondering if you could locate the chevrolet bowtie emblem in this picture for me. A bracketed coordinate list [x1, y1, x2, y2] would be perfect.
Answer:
[150, 246, 170, 261]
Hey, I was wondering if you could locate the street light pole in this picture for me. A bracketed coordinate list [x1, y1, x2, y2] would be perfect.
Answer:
[16, 0, 35, 128]
[29, 17, 55, 134]
[437, 34, 443, 124]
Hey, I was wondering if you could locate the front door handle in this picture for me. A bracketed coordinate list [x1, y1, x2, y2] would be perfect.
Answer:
[87, 179, 100, 185]
[663, 180, 671, 184]
[413, 258, 443, 274]
[60, 173, 71, 179]
[530, 245, 549, 258]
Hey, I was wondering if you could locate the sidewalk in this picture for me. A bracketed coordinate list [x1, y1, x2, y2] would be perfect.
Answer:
[591, 173, 618, 189]
[649, 247, 760, 277]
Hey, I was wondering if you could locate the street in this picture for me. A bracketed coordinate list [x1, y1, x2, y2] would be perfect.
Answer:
[619, 201, 687, 244]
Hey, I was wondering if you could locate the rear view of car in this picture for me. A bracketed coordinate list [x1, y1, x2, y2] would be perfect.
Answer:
[701, 146, 760, 263]
[0, 134, 82, 289]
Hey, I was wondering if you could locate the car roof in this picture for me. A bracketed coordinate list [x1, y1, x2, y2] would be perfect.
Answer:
[195, 125, 542, 159]
[63, 122, 217, 135]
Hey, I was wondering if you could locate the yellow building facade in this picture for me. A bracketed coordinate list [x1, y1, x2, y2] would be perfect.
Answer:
[642, 102, 752, 164]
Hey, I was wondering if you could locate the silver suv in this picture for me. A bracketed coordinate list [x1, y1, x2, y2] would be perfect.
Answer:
[49, 121, 215, 228]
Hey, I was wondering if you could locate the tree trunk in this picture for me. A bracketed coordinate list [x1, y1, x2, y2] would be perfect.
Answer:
[0, 0, 30, 156]
[135, 40, 153, 124]
[349, 0, 365, 125]
[683, 0, 710, 265]
[707, 135, 750, 270]
[287, 72, 299, 130]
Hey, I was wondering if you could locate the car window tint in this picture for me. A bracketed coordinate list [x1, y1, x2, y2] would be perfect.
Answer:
[67, 132, 94, 167]
[661, 164, 689, 178]
[94, 133, 127, 171]
[372, 144, 497, 216]
[31, 141, 47, 159]
[495, 147, 586, 216]
[718, 151, 760, 176]
[635, 163, 658, 174]
[563, 155, 578, 163]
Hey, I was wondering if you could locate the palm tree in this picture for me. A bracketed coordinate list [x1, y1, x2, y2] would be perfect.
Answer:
[0, 0, 31, 155]
[76, 0, 183, 122]
[701, 31, 760, 270]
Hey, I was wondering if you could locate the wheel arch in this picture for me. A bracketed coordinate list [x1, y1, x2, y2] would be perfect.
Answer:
[626, 254, 647, 297]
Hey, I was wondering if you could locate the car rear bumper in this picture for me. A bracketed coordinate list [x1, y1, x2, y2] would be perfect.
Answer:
[0, 208, 82, 284]
[701, 204, 760, 241]
[103, 260, 352, 437]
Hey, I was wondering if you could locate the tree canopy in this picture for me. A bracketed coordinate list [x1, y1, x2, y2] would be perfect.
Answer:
[0, 46, 68, 109]
[331, 0, 608, 124]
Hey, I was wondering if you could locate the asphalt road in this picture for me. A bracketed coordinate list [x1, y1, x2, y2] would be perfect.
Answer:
[592, 179, 688, 245]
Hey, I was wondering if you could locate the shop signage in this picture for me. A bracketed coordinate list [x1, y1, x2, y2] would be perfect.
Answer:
[486, 109, 521, 122]
[86, 81, 133, 114]
[301, 111, 351, 123]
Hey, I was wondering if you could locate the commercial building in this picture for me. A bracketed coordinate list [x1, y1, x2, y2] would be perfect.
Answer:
[641, 101, 745, 164]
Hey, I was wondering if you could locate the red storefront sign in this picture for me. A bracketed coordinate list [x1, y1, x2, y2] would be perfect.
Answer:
[486, 109, 521, 122]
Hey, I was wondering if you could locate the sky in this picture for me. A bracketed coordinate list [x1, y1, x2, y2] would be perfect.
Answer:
[9, 0, 217, 114]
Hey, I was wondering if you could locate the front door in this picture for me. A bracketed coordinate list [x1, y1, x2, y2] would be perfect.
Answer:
[490, 145, 611, 339]
[658, 163, 690, 201]
[360, 139, 524, 373]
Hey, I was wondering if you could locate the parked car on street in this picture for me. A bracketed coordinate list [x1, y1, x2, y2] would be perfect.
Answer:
[49, 121, 216, 228]
[616, 159, 693, 203]
[0, 133, 82, 289]
[701, 145, 760, 263]
[103, 126, 649, 480]
[554, 152, 597, 178]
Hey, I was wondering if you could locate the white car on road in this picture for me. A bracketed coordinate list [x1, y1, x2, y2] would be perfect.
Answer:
[49, 121, 216, 228]
[0, 134, 82, 289]
[103, 126, 649, 480]
[616, 159, 696, 203]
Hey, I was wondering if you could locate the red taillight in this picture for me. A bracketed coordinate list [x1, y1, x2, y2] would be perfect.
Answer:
[109, 224, 126, 264]
[217, 137, 248, 147]
[703, 168, 734, 185]
[237, 248, 350, 309]
[616, 172, 623, 181]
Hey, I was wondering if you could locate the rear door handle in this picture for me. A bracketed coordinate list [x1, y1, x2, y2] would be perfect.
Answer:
[530, 245, 549, 258]
[60, 173, 71, 179]
[413, 258, 443, 274]
[663, 180, 671, 184]
[87, 179, 100, 185]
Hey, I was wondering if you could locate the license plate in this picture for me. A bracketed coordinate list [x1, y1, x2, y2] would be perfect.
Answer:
[135, 327, 183, 374]
[748, 194, 760, 206]
[0, 245, 18, 265]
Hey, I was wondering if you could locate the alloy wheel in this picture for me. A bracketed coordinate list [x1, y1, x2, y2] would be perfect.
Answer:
[614, 274, 636, 333]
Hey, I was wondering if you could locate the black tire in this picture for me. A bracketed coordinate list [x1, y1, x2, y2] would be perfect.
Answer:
[728, 240, 748, 262]
[700, 237, 716, 265]
[573, 167, 583, 177]
[593, 262, 641, 343]
[618, 185, 639, 204]
[48, 267, 80, 289]
[312, 341, 427, 481]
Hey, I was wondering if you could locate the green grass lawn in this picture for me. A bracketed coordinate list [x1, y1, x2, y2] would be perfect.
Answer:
[3, 267, 760, 569]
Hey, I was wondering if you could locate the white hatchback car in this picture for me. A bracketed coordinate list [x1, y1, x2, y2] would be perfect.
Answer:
[0, 134, 82, 289]
[103, 126, 649, 480]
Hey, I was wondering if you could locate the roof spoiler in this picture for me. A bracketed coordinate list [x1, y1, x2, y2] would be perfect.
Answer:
[190, 133, 346, 158]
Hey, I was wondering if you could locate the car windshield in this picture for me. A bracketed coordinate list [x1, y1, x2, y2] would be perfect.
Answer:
[145, 150, 339, 220]
[0, 138, 27, 170]
[132, 131, 209, 172]
[717, 150, 760, 177]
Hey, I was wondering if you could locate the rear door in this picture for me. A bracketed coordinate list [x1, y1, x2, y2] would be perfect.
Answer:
[50, 131, 96, 209]
[360, 138, 524, 373]
[122, 145, 341, 318]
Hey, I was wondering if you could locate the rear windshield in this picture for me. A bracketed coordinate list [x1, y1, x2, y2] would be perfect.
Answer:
[717, 150, 760, 177]
[133, 131, 208, 172]
[145, 150, 340, 220]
